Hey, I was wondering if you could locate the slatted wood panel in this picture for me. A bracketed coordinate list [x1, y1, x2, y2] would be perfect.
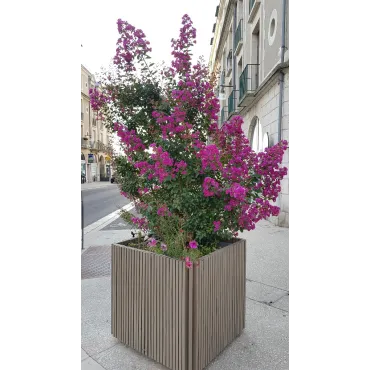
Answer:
[111, 239, 246, 370]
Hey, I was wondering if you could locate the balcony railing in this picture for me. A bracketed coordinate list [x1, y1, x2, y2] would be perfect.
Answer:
[220, 70, 225, 86]
[234, 19, 243, 53]
[97, 140, 106, 151]
[81, 137, 90, 149]
[249, 0, 256, 13]
[239, 64, 259, 101]
[226, 50, 233, 76]
[221, 107, 227, 125]
[228, 91, 235, 116]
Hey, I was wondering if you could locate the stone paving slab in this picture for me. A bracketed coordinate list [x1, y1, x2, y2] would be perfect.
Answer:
[82, 246, 111, 280]
[82, 277, 120, 356]
[82, 348, 89, 361]
[205, 299, 288, 370]
[83, 229, 133, 250]
[240, 221, 288, 291]
[246, 280, 288, 307]
[271, 295, 289, 312]
[82, 357, 107, 370]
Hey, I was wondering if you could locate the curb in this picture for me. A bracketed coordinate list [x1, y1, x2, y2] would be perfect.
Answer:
[83, 202, 135, 236]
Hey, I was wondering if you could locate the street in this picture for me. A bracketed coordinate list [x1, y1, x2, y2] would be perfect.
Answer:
[81, 183, 130, 228]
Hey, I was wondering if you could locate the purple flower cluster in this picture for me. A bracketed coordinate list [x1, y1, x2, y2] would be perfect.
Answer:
[208, 115, 288, 231]
[131, 216, 149, 231]
[114, 19, 152, 72]
[198, 144, 222, 172]
[157, 205, 171, 217]
[170, 14, 196, 75]
[202, 177, 220, 197]
[113, 122, 146, 152]
[89, 88, 110, 112]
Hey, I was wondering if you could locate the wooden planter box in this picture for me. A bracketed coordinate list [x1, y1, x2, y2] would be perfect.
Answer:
[111, 238, 246, 370]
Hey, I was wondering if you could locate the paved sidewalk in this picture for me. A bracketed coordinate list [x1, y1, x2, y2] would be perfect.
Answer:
[81, 220, 288, 370]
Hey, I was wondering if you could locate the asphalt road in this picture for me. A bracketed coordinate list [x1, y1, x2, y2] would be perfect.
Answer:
[81, 184, 130, 228]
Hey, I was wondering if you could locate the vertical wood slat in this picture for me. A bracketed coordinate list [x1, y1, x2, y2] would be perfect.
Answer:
[153, 254, 157, 361]
[180, 260, 185, 370]
[174, 260, 178, 370]
[133, 249, 138, 350]
[120, 246, 123, 343]
[128, 247, 132, 348]
[169, 257, 173, 370]
[148, 253, 152, 359]
[111, 246, 115, 336]
[111, 239, 246, 370]
[140, 249, 144, 354]
[188, 267, 193, 370]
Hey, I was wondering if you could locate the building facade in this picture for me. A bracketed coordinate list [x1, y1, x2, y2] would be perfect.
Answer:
[209, 0, 289, 227]
[81, 65, 113, 183]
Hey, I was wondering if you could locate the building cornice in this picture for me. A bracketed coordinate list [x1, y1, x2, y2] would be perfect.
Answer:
[81, 64, 93, 76]
[81, 91, 90, 100]
[213, 0, 237, 71]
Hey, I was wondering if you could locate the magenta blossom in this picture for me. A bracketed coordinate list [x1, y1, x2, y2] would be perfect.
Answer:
[147, 238, 157, 247]
[185, 256, 193, 269]
[161, 243, 167, 251]
[189, 240, 198, 249]
[213, 221, 221, 232]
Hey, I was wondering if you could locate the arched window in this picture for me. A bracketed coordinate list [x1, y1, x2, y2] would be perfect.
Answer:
[250, 117, 264, 152]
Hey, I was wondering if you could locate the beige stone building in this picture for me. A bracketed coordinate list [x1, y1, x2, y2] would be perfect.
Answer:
[209, 0, 289, 227]
[81, 65, 112, 183]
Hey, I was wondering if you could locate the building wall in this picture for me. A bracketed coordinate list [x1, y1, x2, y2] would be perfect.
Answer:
[81, 65, 112, 182]
[262, 0, 283, 77]
[240, 70, 289, 227]
[209, 0, 289, 227]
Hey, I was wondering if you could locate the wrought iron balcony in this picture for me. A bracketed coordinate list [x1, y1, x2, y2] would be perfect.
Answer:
[226, 50, 233, 77]
[234, 19, 243, 54]
[81, 137, 90, 149]
[239, 64, 259, 102]
[97, 140, 106, 151]
[89, 141, 98, 150]
[221, 107, 227, 125]
[228, 90, 235, 116]
[220, 70, 225, 86]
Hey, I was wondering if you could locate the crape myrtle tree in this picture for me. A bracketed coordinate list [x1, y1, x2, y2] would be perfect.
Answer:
[90, 15, 288, 268]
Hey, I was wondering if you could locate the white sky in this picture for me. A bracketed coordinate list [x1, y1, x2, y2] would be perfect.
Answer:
[81, 0, 220, 76]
